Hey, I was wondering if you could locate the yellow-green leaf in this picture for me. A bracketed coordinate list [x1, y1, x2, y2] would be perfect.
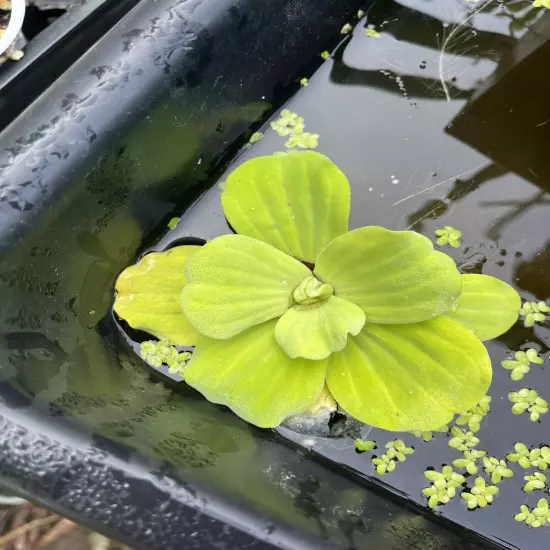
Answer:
[274, 296, 366, 360]
[185, 320, 327, 428]
[181, 234, 311, 339]
[221, 151, 350, 263]
[314, 227, 462, 324]
[114, 246, 200, 345]
[326, 316, 492, 431]
[443, 274, 520, 341]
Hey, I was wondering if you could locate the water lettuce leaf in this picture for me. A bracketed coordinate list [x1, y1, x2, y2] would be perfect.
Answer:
[314, 227, 462, 324]
[114, 246, 201, 345]
[221, 151, 350, 263]
[443, 274, 520, 341]
[275, 296, 365, 360]
[184, 320, 327, 428]
[181, 234, 311, 339]
[326, 316, 491, 431]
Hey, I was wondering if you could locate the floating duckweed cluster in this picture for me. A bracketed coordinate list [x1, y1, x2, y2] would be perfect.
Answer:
[365, 27, 380, 38]
[422, 467, 465, 509]
[501, 349, 544, 381]
[320, 51, 331, 60]
[523, 472, 547, 492]
[507, 444, 550, 470]
[455, 395, 491, 432]
[448, 426, 480, 451]
[372, 453, 396, 475]
[435, 226, 462, 248]
[461, 477, 499, 509]
[515, 499, 550, 528]
[482, 457, 514, 484]
[354, 439, 376, 452]
[167, 217, 180, 230]
[300, 78, 309, 87]
[409, 425, 448, 442]
[340, 23, 353, 34]
[249, 132, 264, 144]
[452, 449, 487, 475]
[140, 340, 191, 376]
[385, 439, 414, 462]
[519, 301, 549, 327]
[270, 109, 319, 149]
[357, 9, 365, 18]
[509, 389, 548, 422]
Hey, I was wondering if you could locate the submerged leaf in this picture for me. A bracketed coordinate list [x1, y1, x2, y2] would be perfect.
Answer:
[314, 227, 462, 324]
[184, 320, 327, 428]
[275, 296, 365, 360]
[443, 274, 520, 340]
[114, 246, 200, 345]
[181, 235, 310, 339]
[221, 151, 350, 263]
[326, 316, 491, 431]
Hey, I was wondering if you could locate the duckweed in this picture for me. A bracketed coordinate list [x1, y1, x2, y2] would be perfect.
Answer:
[167, 217, 180, 230]
[300, 78, 309, 87]
[509, 389, 548, 422]
[385, 439, 414, 462]
[523, 472, 546, 492]
[448, 426, 480, 451]
[249, 132, 264, 144]
[409, 425, 448, 442]
[518, 300, 549, 327]
[372, 453, 396, 475]
[320, 51, 331, 60]
[365, 27, 380, 38]
[354, 439, 376, 452]
[501, 349, 543, 381]
[461, 477, 499, 509]
[507, 444, 550, 470]
[515, 499, 550, 528]
[341, 23, 353, 34]
[452, 449, 487, 475]
[482, 457, 514, 484]
[422, 467, 465, 509]
[456, 395, 491, 432]
[435, 226, 462, 248]
[140, 340, 191, 376]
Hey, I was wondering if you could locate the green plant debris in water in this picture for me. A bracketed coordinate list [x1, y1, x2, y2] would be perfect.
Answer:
[357, 9, 365, 18]
[515, 499, 550, 528]
[519, 300, 549, 327]
[507, 444, 550, 469]
[385, 439, 414, 462]
[523, 472, 547, 492]
[409, 425, 448, 441]
[501, 348, 544, 381]
[167, 217, 180, 230]
[140, 340, 191, 376]
[448, 426, 480, 451]
[422, 467, 465, 509]
[114, 151, 520, 431]
[372, 453, 396, 475]
[482, 457, 514, 484]
[249, 132, 264, 144]
[270, 110, 319, 150]
[340, 23, 353, 34]
[365, 27, 380, 38]
[461, 477, 499, 509]
[300, 78, 309, 87]
[320, 51, 331, 60]
[509, 388, 548, 422]
[285, 132, 319, 149]
[452, 449, 487, 475]
[435, 226, 462, 248]
[455, 395, 491, 432]
[354, 439, 376, 452]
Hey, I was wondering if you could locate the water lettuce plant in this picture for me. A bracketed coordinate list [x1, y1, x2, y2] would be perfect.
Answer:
[114, 151, 521, 430]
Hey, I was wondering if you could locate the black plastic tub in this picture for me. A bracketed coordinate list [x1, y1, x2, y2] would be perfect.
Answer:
[1, 0, 549, 549]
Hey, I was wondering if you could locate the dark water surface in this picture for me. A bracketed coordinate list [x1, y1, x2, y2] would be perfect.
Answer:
[156, 1, 550, 548]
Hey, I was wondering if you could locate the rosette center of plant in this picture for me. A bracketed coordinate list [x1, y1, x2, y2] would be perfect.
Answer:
[292, 276, 333, 305]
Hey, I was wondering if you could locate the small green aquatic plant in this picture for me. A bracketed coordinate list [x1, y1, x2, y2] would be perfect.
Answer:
[167, 217, 180, 230]
[452, 449, 487, 475]
[140, 340, 191, 376]
[523, 472, 546, 492]
[448, 427, 480, 451]
[501, 349, 543, 381]
[422, 467, 465, 509]
[507, 444, 550, 469]
[385, 439, 414, 462]
[270, 110, 319, 149]
[519, 300, 549, 327]
[461, 477, 499, 509]
[355, 439, 376, 452]
[114, 151, 521, 430]
[482, 457, 514, 484]
[320, 51, 331, 60]
[300, 78, 309, 87]
[249, 132, 264, 144]
[455, 395, 491, 432]
[365, 27, 380, 38]
[435, 226, 462, 248]
[341, 23, 353, 34]
[509, 389, 548, 422]
[515, 499, 550, 528]
[372, 453, 396, 475]
[409, 425, 448, 442]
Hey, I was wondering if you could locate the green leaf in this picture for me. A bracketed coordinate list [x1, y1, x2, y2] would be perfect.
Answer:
[326, 316, 492, 431]
[185, 320, 327, 428]
[443, 274, 520, 341]
[114, 246, 201, 345]
[181, 234, 311, 339]
[274, 296, 366, 360]
[314, 227, 463, 324]
[221, 151, 350, 263]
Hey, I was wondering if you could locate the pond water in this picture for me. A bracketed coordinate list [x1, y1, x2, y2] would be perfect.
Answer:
[140, 1, 550, 548]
